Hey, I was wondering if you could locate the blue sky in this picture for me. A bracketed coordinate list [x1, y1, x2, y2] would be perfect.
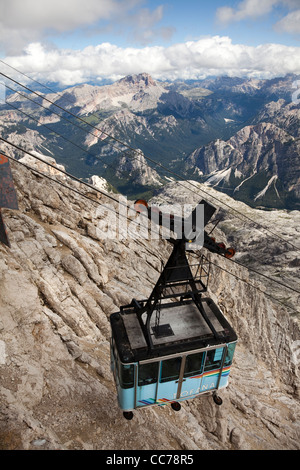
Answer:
[52, 0, 299, 49]
[0, 0, 299, 85]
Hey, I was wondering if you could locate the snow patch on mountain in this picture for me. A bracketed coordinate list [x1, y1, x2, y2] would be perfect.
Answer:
[254, 175, 279, 201]
[89, 175, 111, 193]
[205, 168, 232, 186]
[234, 173, 257, 193]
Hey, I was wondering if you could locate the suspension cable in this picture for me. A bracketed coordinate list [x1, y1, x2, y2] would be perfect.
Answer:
[1, 68, 299, 251]
[3, 94, 137, 182]
[0, 149, 164, 238]
[2, 137, 299, 300]
[188, 252, 300, 315]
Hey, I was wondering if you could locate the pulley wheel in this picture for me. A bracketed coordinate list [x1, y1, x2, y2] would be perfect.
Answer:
[171, 402, 181, 412]
[213, 394, 223, 406]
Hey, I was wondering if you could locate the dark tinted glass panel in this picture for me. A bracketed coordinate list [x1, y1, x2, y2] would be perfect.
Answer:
[224, 343, 236, 366]
[119, 363, 134, 389]
[184, 352, 204, 378]
[111, 338, 117, 360]
[138, 362, 158, 386]
[160, 357, 181, 383]
[204, 348, 224, 372]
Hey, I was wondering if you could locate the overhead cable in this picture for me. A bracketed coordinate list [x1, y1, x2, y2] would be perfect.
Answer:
[0, 67, 299, 251]
[0, 145, 161, 237]
[2, 137, 299, 300]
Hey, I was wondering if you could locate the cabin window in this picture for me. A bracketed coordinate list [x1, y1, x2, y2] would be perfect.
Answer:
[204, 348, 224, 372]
[160, 357, 181, 383]
[119, 363, 134, 389]
[111, 338, 117, 361]
[184, 352, 205, 378]
[224, 343, 236, 366]
[138, 362, 158, 386]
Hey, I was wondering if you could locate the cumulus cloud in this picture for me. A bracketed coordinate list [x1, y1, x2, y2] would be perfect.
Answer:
[120, 5, 175, 45]
[3, 36, 300, 86]
[274, 9, 300, 34]
[0, 0, 170, 54]
[1, 0, 138, 30]
[216, 0, 279, 24]
[216, 0, 300, 34]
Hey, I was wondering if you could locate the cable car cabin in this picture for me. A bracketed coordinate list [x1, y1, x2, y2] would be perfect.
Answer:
[110, 200, 238, 419]
[110, 297, 237, 418]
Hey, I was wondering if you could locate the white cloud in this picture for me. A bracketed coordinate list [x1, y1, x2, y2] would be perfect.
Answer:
[282, 0, 300, 8]
[0, 0, 138, 30]
[122, 5, 175, 45]
[0, 0, 169, 54]
[274, 9, 300, 34]
[216, 0, 300, 33]
[216, 0, 279, 24]
[3, 36, 300, 86]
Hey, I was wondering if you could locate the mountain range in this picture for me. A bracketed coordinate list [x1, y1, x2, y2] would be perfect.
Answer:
[184, 122, 300, 209]
[1, 72, 299, 209]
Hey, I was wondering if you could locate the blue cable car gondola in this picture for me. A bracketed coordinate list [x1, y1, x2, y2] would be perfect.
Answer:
[110, 199, 237, 419]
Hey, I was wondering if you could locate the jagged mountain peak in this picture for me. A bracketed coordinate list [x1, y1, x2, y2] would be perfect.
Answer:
[230, 121, 292, 144]
[117, 72, 157, 88]
[115, 150, 163, 187]
[185, 119, 300, 209]
[50, 72, 165, 115]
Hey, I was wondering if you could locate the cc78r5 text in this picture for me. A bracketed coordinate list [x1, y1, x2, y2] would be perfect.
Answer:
[149, 455, 193, 465]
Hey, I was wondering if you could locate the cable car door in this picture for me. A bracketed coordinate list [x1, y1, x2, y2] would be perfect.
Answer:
[157, 353, 205, 403]
[200, 347, 224, 392]
[178, 351, 205, 400]
[136, 361, 159, 407]
[156, 356, 182, 404]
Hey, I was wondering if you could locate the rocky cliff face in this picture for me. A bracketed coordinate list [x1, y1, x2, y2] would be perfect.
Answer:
[254, 99, 300, 138]
[115, 151, 163, 187]
[185, 122, 300, 210]
[0, 159, 299, 450]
